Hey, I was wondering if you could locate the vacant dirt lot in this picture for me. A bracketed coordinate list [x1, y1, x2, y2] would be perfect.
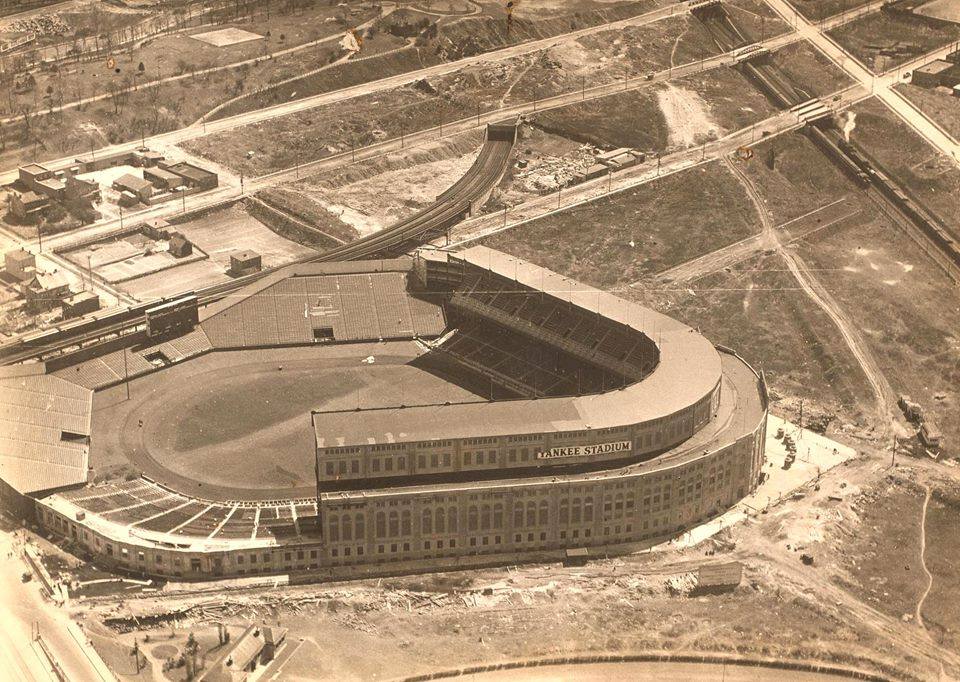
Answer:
[827, 10, 960, 72]
[765, 39, 856, 99]
[894, 82, 960, 142]
[737, 130, 853, 226]
[787, 0, 878, 22]
[483, 160, 760, 289]
[923, 481, 960, 651]
[848, 97, 960, 235]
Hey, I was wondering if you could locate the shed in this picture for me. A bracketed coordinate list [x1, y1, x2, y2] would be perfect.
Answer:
[162, 161, 218, 190]
[912, 60, 954, 88]
[169, 232, 193, 258]
[695, 561, 743, 593]
[142, 217, 172, 240]
[62, 290, 100, 319]
[230, 250, 262, 276]
[143, 167, 183, 190]
[112, 173, 153, 202]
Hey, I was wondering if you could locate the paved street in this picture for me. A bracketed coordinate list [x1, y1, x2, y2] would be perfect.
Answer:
[0, 531, 115, 682]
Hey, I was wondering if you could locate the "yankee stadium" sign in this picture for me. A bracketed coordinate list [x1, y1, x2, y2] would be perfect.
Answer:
[536, 440, 632, 460]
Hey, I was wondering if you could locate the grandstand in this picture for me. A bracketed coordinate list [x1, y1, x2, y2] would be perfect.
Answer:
[6, 247, 767, 582]
[200, 263, 446, 349]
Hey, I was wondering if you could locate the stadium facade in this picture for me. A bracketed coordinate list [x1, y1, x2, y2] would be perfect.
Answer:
[1, 247, 768, 580]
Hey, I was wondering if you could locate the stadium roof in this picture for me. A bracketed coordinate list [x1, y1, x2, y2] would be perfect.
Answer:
[314, 247, 722, 448]
[0, 366, 92, 494]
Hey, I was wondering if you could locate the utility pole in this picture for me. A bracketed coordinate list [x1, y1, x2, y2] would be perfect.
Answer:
[798, 399, 803, 437]
[891, 436, 897, 467]
[123, 346, 130, 400]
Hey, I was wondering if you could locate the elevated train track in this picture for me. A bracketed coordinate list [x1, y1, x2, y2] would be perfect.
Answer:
[0, 123, 517, 366]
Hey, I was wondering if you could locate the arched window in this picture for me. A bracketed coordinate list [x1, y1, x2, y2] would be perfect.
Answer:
[559, 499, 569, 524]
[388, 511, 399, 537]
[401, 510, 411, 536]
[538, 500, 549, 525]
[355, 513, 365, 540]
[526, 501, 536, 526]
[514, 502, 524, 527]
[493, 503, 504, 529]
[329, 514, 339, 542]
[584, 498, 594, 522]
[376, 511, 386, 538]
[448, 506, 458, 533]
[422, 508, 433, 535]
[572, 498, 582, 523]
[342, 515, 352, 542]
[435, 507, 445, 534]
[468, 506, 479, 532]
[480, 504, 491, 531]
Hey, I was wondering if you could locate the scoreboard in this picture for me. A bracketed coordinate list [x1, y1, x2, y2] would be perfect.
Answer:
[145, 295, 199, 338]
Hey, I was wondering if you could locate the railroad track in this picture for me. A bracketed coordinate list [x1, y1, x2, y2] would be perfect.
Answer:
[0, 125, 517, 366]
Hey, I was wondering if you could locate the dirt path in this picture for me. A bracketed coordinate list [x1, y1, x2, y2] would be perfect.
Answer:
[916, 484, 934, 629]
[723, 156, 896, 431]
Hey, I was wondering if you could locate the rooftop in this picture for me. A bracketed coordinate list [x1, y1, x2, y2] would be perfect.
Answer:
[0, 366, 92, 494]
[917, 59, 954, 74]
[114, 173, 153, 191]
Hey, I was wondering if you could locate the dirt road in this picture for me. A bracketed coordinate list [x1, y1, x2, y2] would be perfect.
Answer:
[723, 156, 896, 431]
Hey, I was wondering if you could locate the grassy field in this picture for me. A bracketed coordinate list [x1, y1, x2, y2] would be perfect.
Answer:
[849, 97, 960, 234]
[529, 87, 667, 149]
[894, 82, 960, 142]
[724, 0, 793, 43]
[673, 62, 782, 132]
[836, 477, 928, 623]
[91, 346, 479, 495]
[793, 211, 960, 456]
[786, 0, 879, 22]
[631, 251, 876, 422]
[924, 482, 960, 651]
[255, 186, 360, 243]
[827, 10, 960, 73]
[765, 39, 856, 99]
[736, 131, 854, 226]
[483, 161, 760, 289]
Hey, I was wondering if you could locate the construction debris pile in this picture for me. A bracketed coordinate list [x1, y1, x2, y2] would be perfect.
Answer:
[99, 564, 735, 634]
[514, 144, 597, 193]
[10, 13, 70, 37]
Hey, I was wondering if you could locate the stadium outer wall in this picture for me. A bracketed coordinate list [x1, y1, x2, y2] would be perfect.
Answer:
[33, 348, 767, 582]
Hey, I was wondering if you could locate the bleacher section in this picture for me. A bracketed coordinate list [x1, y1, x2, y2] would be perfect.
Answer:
[57, 479, 315, 542]
[435, 321, 625, 398]
[201, 272, 445, 349]
[448, 268, 657, 381]
[53, 328, 213, 391]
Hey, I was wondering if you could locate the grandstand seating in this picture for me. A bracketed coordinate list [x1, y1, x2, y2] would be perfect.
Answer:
[53, 328, 213, 390]
[448, 269, 657, 380]
[201, 273, 446, 349]
[434, 320, 625, 398]
[58, 479, 314, 542]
